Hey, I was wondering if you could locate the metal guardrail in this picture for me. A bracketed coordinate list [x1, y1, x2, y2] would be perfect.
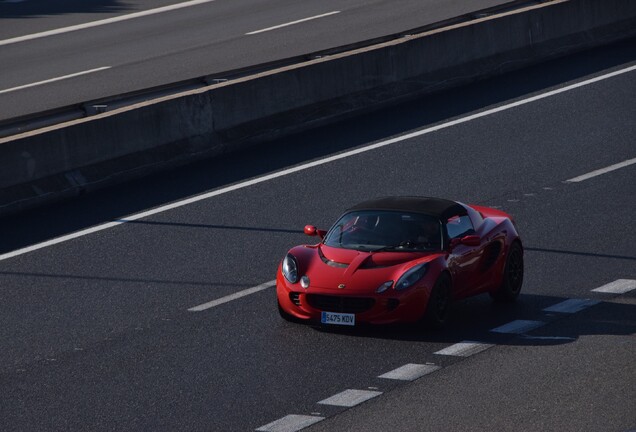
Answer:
[0, 0, 545, 139]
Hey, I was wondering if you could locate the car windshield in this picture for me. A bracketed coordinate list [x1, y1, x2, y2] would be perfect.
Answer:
[323, 210, 442, 252]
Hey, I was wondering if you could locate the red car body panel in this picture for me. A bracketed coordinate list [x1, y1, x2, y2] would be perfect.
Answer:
[276, 197, 522, 325]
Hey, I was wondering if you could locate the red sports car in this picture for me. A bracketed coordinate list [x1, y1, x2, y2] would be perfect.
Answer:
[276, 196, 523, 328]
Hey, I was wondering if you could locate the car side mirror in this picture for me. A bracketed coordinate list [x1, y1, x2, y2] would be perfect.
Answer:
[450, 235, 481, 249]
[304, 225, 327, 238]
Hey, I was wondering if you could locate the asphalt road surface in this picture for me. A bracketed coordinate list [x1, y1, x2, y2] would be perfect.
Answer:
[0, 0, 512, 121]
[0, 38, 634, 431]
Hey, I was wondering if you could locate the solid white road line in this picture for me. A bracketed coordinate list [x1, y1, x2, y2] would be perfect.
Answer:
[434, 341, 494, 357]
[1, 64, 635, 264]
[543, 298, 600, 314]
[566, 157, 636, 183]
[318, 389, 382, 407]
[256, 414, 325, 432]
[490, 320, 545, 334]
[188, 280, 276, 312]
[591, 279, 636, 294]
[0, 221, 123, 262]
[0, 67, 111, 95]
[0, 0, 217, 46]
[246, 11, 340, 35]
[378, 363, 441, 381]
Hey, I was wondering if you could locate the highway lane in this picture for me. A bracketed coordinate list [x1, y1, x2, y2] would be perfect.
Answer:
[0, 40, 634, 430]
[0, 0, 512, 121]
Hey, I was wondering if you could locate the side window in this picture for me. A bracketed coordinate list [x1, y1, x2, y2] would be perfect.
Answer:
[446, 215, 475, 239]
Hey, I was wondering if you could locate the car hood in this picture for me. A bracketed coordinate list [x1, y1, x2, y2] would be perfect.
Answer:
[293, 244, 439, 293]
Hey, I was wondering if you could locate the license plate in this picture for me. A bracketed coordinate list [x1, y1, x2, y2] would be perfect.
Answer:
[321, 311, 355, 326]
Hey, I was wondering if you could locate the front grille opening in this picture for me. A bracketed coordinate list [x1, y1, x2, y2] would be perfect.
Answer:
[306, 294, 375, 313]
[386, 298, 400, 311]
[289, 292, 301, 306]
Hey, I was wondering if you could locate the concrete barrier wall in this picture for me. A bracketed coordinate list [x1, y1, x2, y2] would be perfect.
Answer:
[1, 0, 635, 216]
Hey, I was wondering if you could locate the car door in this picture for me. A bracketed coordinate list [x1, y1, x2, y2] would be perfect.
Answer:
[445, 214, 486, 297]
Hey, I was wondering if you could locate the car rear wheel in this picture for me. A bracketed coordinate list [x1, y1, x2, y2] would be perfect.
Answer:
[491, 241, 524, 302]
[421, 273, 452, 329]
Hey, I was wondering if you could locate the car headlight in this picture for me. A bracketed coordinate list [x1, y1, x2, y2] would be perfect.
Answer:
[395, 263, 428, 291]
[376, 281, 394, 293]
[282, 254, 299, 283]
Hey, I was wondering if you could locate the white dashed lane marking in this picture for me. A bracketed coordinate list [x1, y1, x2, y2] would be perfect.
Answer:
[0, 67, 111, 95]
[566, 157, 636, 183]
[543, 298, 600, 314]
[591, 279, 636, 294]
[246, 11, 340, 35]
[434, 341, 494, 357]
[255, 414, 324, 432]
[318, 389, 382, 407]
[378, 363, 441, 381]
[188, 280, 276, 311]
[490, 320, 545, 334]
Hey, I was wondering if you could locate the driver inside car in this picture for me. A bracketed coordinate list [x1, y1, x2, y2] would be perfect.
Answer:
[416, 219, 441, 248]
[341, 214, 379, 244]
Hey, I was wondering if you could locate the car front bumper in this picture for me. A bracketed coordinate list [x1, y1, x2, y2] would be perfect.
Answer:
[276, 272, 434, 325]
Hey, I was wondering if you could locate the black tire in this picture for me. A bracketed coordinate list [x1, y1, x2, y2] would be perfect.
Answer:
[491, 241, 524, 302]
[421, 273, 452, 329]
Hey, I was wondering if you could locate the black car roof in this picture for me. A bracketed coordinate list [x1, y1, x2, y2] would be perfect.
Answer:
[346, 196, 467, 220]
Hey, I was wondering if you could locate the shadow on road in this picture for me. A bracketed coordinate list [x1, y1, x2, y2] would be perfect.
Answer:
[525, 246, 635, 262]
[304, 292, 636, 347]
[121, 219, 301, 235]
[0, 0, 129, 19]
[0, 269, 258, 289]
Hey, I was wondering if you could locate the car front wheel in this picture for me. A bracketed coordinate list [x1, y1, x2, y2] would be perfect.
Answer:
[421, 273, 452, 329]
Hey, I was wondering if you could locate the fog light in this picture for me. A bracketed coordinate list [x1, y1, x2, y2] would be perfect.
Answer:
[300, 275, 310, 289]
[387, 298, 400, 311]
